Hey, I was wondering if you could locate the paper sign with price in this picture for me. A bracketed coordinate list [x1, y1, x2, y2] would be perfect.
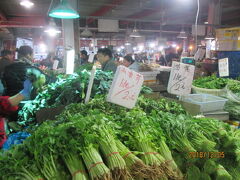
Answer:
[167, 61, 195, 96]
[107, 65, 144, 109]
[218, 58, 229, 77]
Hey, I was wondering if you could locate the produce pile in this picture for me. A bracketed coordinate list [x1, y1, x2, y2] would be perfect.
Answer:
[192, 75, 228, 89]
[18, 68, 152, 127]
[193, 76, 240, 122]
[193, 75, 240, 93]
[227, 80, 240, 98]
[1, 96, 239, 180]
[17, 70, 114, 126]
[225, 101, 240, 121]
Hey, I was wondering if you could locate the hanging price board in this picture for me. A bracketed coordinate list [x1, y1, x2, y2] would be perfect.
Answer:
[107, 65, 144, 109]
[218, 58, 229, 77]
[167, 61, 195, 96]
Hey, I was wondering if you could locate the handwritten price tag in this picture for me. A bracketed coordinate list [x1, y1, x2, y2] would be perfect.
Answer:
[218, 58, 229, 77]
[107, 65, 144, 109]
[167, 61, 195, 96]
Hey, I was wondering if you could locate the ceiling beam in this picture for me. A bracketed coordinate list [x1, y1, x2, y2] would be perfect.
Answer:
[87, 0, 128, 24]
[0, 16, 46, 28]
[127, 9, 160, 19]
[222, 10, 240, 21]
[7, 14, 45, 17]
[222, 18, 240, 26]
[120, 7, 161, 25]
[79, 1, 157, 11]
[222, 0, 240, 7]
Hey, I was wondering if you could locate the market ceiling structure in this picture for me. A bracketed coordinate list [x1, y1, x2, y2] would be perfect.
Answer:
[0, 0, 239, 39]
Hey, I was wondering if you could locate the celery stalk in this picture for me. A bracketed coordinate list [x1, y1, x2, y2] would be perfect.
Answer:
[62, 153, 88, 180]
[82, 146, 111, 180]
[98, 127, 130, 180]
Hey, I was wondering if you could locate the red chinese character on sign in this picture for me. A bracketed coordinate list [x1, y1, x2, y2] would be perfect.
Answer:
[136, 74, 142, 84]
[128, 71, 133, 79]
[119, 79, 130, 89]
[130, 92, 136, 100]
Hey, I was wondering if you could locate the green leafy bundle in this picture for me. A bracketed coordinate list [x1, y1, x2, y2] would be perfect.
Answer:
[2, 95, 240, 180]
[193, 75, 228, 89]
[228, 80, 240, 94]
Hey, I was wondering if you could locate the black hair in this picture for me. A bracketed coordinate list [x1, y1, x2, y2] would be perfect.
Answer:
[18, 46, 33, 57]
[124, 55, 134, 64]
[1, 50, 12, 57]
[97, 48, 113, 58]
[81, 50, 88, 56]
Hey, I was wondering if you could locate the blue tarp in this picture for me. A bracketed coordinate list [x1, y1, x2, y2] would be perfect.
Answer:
[2, 132, 31, 150]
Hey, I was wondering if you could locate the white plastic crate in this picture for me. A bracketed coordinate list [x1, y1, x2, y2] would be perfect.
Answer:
[139, 71, 160, 85]
[139, 71, 160, 81]
[181, 94, 228, 113]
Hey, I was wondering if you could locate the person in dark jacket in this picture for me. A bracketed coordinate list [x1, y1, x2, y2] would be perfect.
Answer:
[0, 50, 13, 76]
[97, 48, 117, 73]
[0, 50, 14, 95]
[80, 50, 89, 65]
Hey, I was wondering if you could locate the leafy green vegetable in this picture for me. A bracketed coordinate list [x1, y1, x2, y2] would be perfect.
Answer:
[186, 165, 201, 180]
[216, 165, 232, 180]
[199, 172, 211, 180]
[193, 75, 228, 89]
[224, 101, 240, 120]
[2, 85, 240, 180]
[204, 160, 217, 174]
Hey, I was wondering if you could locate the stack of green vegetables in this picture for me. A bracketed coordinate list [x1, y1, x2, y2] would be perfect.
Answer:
[227, 80, 240, 98]
[17, 69, 114, 126]
[1, 96, 239, 180]
[193, 75, 229, 89]
[193, 75, 240, 122]
[18, 68, 152, 127]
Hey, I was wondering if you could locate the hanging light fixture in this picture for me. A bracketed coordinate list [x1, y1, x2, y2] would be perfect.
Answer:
[44, 19, 61, 37]
[130, 28, 141, 38]
[177, 29, 188, 39]
[49, 0, 80, 19]
[81, 19, 93, 37]
[205, 31, 215, 40]
[20, 0, 34, 8]
[124, 35, 131, 45]
[81, 27, 93, 37]
[130, 22, 141, 38]
[125, 41, 131, 46]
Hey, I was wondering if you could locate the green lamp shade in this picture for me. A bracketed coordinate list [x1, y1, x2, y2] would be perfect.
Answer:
[49, 1, 80, 19]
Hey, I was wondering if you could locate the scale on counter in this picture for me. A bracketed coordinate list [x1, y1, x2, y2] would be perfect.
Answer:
[180, 57, 195, 65]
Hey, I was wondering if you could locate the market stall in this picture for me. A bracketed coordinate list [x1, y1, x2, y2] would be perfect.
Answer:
[0, 0, 240, 179]
[0, 64, 239, 180]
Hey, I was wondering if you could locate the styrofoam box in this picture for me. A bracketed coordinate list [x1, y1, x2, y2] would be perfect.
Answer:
[181, 94, 228, 112]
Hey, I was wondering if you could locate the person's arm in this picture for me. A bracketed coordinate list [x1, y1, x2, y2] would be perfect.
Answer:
[0, 96, 19, 116]
[8, 94, 24, 107]
[0, 79, 32, 117]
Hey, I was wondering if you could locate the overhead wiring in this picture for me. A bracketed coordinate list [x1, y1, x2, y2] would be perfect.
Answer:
[47, 0, 54, 15]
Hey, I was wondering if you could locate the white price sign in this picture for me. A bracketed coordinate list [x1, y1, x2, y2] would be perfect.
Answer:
[218, 58, 229, 77]
[52, 60, 59, 70]
[107, 65, 144, 109]
[88, 52, 95, 63]
[167, 61, 195, 96]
